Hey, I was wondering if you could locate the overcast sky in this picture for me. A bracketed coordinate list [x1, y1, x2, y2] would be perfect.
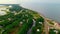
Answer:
[0, 0, 60, 4]
[0, 0, 19, 4]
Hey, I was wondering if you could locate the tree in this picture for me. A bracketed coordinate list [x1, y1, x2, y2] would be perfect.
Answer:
[9, 5, 22, 12]
[0, 5, 45, 34]
[17, 18, 33, 34]
[31, 17, 44, 34]
[49, 29, 56, 34]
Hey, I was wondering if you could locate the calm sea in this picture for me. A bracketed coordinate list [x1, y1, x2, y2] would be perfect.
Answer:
[21, 3, 60, 22]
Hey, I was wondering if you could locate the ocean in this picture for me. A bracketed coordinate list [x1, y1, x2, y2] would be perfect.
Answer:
[21, 2, 60, 22]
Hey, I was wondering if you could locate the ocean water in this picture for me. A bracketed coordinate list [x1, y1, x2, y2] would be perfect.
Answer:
[21, 3, 60, 22]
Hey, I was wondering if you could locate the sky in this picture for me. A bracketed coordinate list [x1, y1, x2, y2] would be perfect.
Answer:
[0, 0, 60, 4]
[20, 0, 60, 3]
[0, 0, 19, 4]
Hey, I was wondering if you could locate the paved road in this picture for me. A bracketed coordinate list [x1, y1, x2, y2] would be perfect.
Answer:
[27, 19, 36, 34]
